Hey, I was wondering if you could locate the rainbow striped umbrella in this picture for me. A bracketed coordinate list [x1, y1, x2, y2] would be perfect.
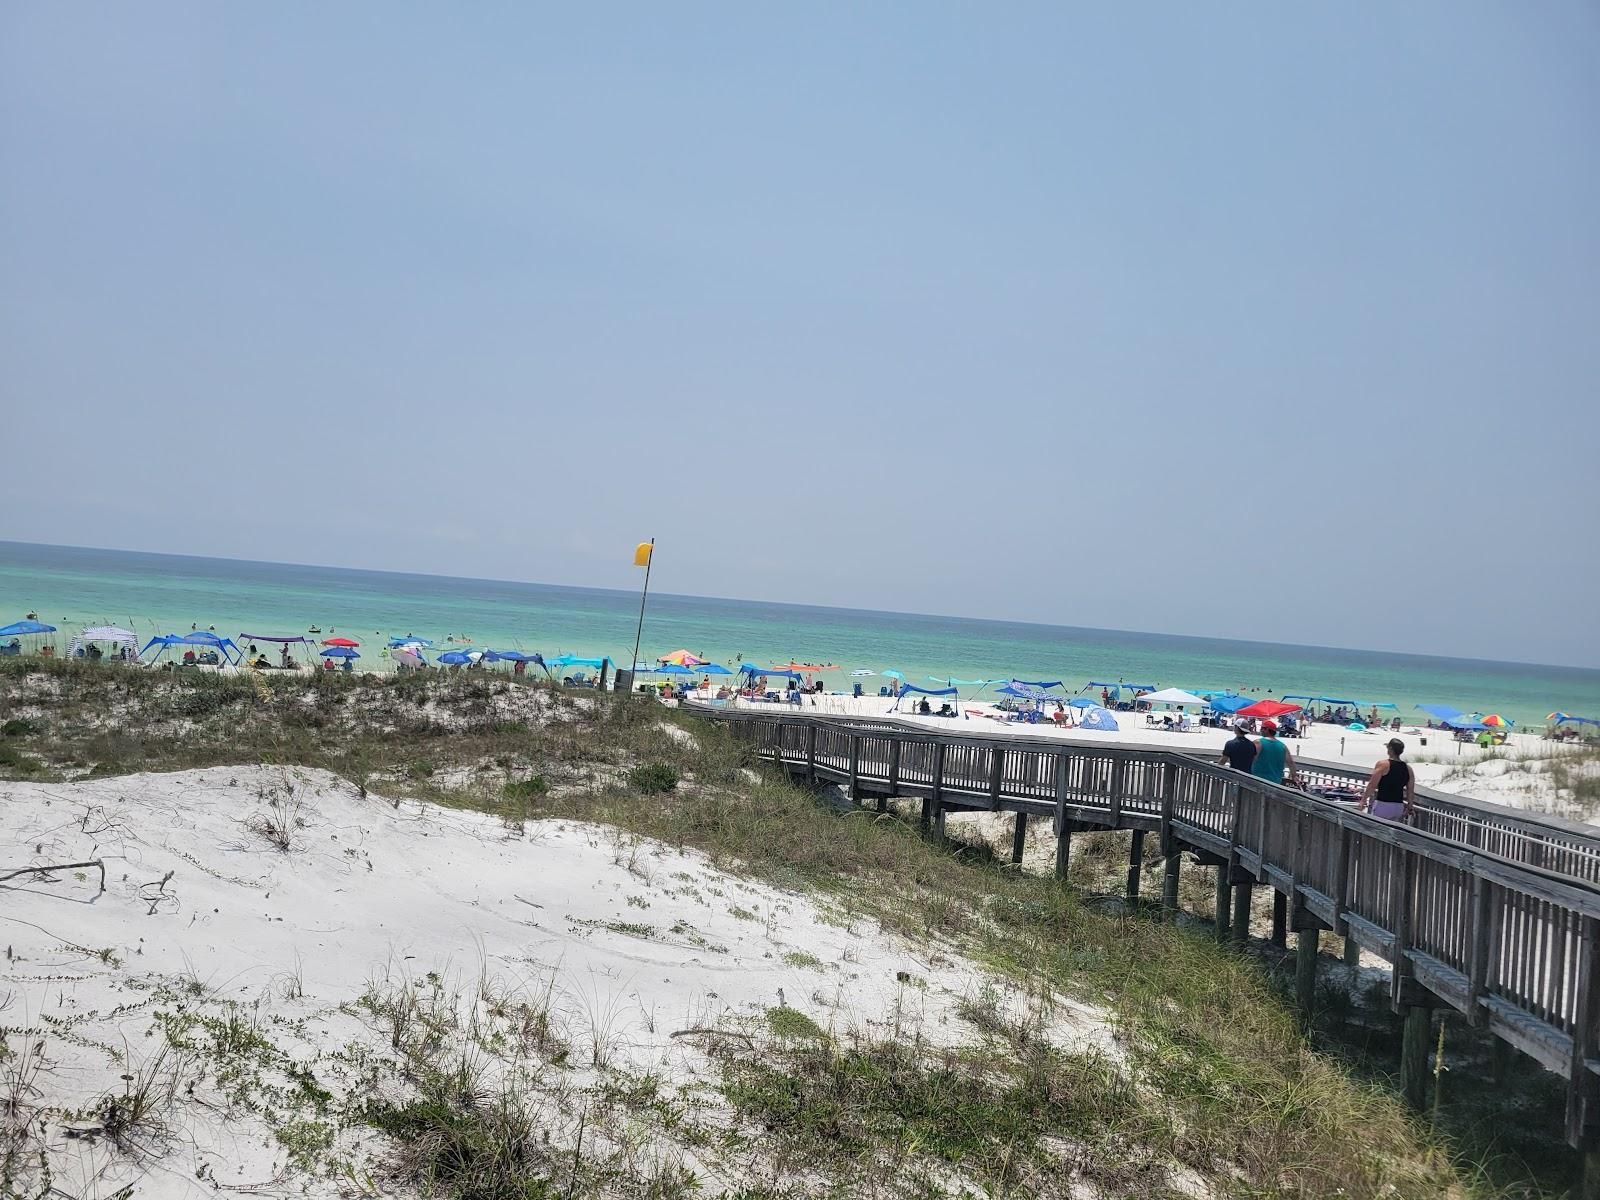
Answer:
[1480, 714, 1512, 728]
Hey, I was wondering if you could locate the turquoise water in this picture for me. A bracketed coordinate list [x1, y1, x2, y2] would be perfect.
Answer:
[2, 540, 1596, 729]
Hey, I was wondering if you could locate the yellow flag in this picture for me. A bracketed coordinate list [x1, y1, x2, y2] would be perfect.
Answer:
[633, 541, 653, 567]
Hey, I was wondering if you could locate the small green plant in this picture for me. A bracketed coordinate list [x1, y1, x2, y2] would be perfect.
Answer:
[628, 762, 678, 794]
[504, 775, 549, 802]
[764, 1006, 827, 1042]
[2, 717, 35, 736]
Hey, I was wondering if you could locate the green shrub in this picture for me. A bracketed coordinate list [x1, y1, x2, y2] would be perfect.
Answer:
[2, 717, 36, 736]
[504, 776, 549, 802]
[628, 762, 678, 794]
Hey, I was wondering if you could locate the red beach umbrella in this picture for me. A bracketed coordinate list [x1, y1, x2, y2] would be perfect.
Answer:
[321, 637, 361, 648]
[1236, 699, 1302, 720]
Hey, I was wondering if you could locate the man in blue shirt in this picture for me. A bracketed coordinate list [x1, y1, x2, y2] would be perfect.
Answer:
[1219, 725, 1257, 772]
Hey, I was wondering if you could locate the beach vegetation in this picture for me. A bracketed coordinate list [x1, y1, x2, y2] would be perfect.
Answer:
[0, 657, 1577, 1196]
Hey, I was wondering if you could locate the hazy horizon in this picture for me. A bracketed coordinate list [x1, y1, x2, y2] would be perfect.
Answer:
[3, 4, 1595, 665]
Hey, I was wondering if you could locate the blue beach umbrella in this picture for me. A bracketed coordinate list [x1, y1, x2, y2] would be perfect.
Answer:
[320, 646, 359, 660]
[437, 650, 473, 665]
[388, 636, 434, 648]
[658, 663, 695, 675]
[697, 663, 733, 675]
[1067, 697, 1098, 709]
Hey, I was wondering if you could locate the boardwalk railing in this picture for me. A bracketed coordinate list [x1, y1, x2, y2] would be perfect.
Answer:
[691, 704, 1600, 1151]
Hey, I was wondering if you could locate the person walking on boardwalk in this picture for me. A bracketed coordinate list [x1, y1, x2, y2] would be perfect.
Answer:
[1219, 724, 1257, 773]
[1250, 721, 1299, 787]
[1360, 738, 1415, 823]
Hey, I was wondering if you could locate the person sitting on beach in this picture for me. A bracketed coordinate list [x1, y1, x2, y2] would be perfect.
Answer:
[182, 649, 196, 665]
[1360, 739, 1414, 823]
[916, 697, 931, 715]
[39, 644, 54, 658]
[252, 654, 270, 669]
[1250, 721, 1299, 787]
[323, 657, 336, 671]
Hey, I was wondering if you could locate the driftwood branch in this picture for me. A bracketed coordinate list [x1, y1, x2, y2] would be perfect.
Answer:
[0, 859, 106, 894]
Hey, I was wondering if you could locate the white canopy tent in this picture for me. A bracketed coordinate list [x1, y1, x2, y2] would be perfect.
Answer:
[1141, 687, 1208, 707]
[67, 626, 139, 661]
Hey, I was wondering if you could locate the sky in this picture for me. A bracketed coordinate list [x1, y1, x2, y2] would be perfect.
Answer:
[2, 4, 1597, 666]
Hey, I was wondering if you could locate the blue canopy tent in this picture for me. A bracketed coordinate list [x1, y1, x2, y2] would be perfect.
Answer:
[1443, 716, 1489, 733]
[437, 650, 474, 666]
[1551, 714, 1600, 728]
[739, 664, 803, 681]
[0, 618, 56, 656]
[997, 681, 1055, 702]
[388, 636, 435, 649]
[1417, 703, 1464, 724]
[0, 619, 56, 637]
[142, 631, 243, 666]
[1083, 681, 1157, 701]
[1067, 696, 1098, 709]
[889, 682, 958, 714]
[1208, 695, 1253, 715]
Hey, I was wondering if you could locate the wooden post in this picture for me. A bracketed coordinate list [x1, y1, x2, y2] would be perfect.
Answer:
[1214, 866, 1231, 942]
[1583, 1148, 1600, 1200]
[1126, 829, 1146, 902]
[885, 741, 900, 814]
[1400, 1005, 1432, 1110]
[1230, 882, 1253, 946]
[934, 803, 947, 842]
[1332, 824, 1353, 935]
[1055, 825, 1072, 882]
[1109, 758, 1127, 825]
[1567, 916, 1600, 1146]
[1011, 812, 1028, 865]
[1389, 849, 1416, 1014]
[1271, 890, 1288, 948]
[1295, 929, 1320, 1023]
[805, 724, 817, 785]
[929, 742, 945, 836]
[1466, 874, 1493, 1026]
[919, 796, 933, 830]
[1053, 753, 1070, 883]
[847, 734, 860, 802]
[1343, 937, 1361, 966]
[1162, 848, 1181, 917]
[1490, 1036, 1514, 1085]
[988, 746, 1004, 809]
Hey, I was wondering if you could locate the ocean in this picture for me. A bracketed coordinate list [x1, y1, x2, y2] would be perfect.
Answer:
[1, 540, 1595, 729]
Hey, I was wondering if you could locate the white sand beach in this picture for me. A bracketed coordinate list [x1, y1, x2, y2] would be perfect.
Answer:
[0, 765, 1113, 1196]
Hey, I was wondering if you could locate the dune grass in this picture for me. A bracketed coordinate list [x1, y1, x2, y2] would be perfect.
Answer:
[0, 657, 1571, 1197]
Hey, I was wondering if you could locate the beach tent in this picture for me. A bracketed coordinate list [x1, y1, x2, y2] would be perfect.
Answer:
[997, 682, 1054, 702]
[1142, 688, 1208, 707]
[1083, 681, 1157, 701]
[1416, 704, 1463, 723]
[1079, 706, 1120, 731]
[1550, 713, 1600, 727]
[240, 633, 312, 645]
[1236, 699, 1302, 719]
[140, 632, 243, 666]
[888, 683, 958, 713]
[547, 655, 611, 669]
[484, 650, 542, 664]
[1442, 716, 1488, 732]
[0, 619, 56, 637]
[1209, 695, 1253, 715]
[67, 626, 139, 661]
[738, 664, 803, 682]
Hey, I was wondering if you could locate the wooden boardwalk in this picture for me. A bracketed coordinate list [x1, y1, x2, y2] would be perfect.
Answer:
[694, 704, 1600, 1159]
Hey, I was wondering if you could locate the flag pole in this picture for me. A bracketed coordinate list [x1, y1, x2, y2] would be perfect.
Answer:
[629, 538, 655, 686]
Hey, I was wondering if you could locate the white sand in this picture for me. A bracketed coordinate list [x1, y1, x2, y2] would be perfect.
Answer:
[0, 765, 1114, 1196]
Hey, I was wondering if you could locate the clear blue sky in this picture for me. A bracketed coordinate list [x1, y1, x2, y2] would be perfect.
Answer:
[3, 4, 1596, 666]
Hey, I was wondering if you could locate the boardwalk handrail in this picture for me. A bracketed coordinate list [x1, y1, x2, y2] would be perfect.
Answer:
[691, 704, 1600, 1151]
[738, 708, 1600, 886]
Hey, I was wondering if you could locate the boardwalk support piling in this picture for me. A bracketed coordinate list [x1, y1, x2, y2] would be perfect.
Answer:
[1344, 937, 1361, 966]
[1011, 812, 1028, 866]
[1055, 826, 1072, 882]
[1126, 829, 1145, 902]
[1230, 881, 1253, 946]
[1214, 867, 1231, 942]
[1162, 850, 1181, 918]
[1400, 1005, 1433, 1110]
[1295, 929, 1319, 1023]
[1271, 890, 1287, 948]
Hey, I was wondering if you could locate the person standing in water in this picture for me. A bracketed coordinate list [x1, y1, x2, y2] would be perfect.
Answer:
[1361, 739, 1415, 822]
[1250, 721, 1299, 787]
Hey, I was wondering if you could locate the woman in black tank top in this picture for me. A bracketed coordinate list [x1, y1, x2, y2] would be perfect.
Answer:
[1362, 739, 1414, 821]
